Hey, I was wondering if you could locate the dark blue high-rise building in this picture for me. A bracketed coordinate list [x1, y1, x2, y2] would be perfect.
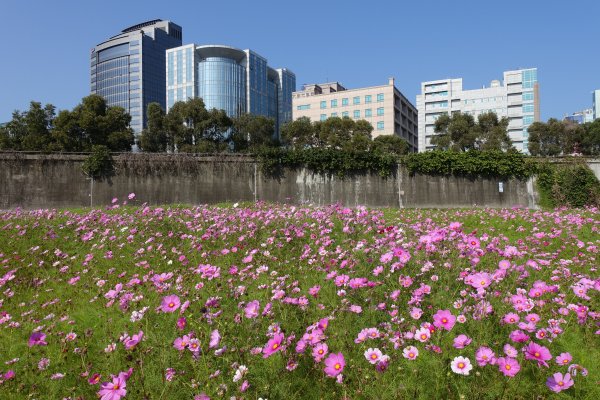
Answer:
[90, 19, 182, 137]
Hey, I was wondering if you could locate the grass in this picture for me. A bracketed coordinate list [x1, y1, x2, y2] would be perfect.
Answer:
[0, 201, 598, 399]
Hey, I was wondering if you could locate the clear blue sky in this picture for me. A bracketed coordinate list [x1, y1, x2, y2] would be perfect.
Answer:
[1, 0, 598, 122]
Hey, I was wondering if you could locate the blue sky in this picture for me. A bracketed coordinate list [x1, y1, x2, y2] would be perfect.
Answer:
[1, 0, 598, 122]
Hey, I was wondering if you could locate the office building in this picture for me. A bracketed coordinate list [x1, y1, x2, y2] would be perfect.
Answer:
[593, 89, 600, 120]
[417, 68, 539, 153]
[91, 19, 182, 136]
[292, 78, 418, 152]
[166, 45, 295, 137]
[564, 109, 594, 124]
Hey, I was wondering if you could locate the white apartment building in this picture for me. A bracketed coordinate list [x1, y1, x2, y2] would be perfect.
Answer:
[292, 78, 418, 152]
[416, 68, 540, 153]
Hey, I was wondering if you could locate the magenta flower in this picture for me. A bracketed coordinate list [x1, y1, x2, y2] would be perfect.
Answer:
[497, 357, 520, 377]
[502, 313, 520, 324]
[88, 373, 102, 385]
[323, 352, 345, 377]
[415, 327, 431, 342]
[555, 352, 572, 366]
[209, 329, 221, 349]
[244, 300, 260, 319]
[524, 342, 552, 367]
[176, 317, 187, 331]
[28, 332, 47, 347]
[124, 331, 143, 350]
[403, 346, 419, 360]
[475, 346, 496, 366]
[173, 335, 191, 351]
[262, 333, 284, 358]
[453, 334, 472, 349]
[432, 309, 456, 331]
[312, 342, 328, 362]
[364, 348, 383, 365]
[98, 374, 127, 400]
[188, 338, 201, 354]
[546, 372, 574, 392]
[160, 295, 181, 313]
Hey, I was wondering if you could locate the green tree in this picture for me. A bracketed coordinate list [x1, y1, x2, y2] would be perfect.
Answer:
[371, 135, 409, 155]
[82, 145, 114, 180]
[230, 114, 276, 152]
[431, 112, 477, 151]
[281, 117, 316, 149]
[581, 119, 600, 156]
[139, 103, 167, 152]
[527, 119, 564, 156]
[475, 112, 514, 152]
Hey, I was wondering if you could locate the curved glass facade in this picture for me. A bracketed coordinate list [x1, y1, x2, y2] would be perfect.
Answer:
[197, 57, 246, 117]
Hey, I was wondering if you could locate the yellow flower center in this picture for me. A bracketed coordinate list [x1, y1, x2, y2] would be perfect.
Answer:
[334, 363, 341, 370]
[371, 354, 377, 359]
[318, 350, 323, 355]
[458, 363, 464, 369]
[409, 353, 414, 358]
[534, 352, 540, 357]
[480, 281, 486, 285]
[272, 343, 279, 350]
[421, 334, 427, 340]
[169, 302, 175, 308]
[505, 365, 511, 370]
[558, 381, 564, 386]
[113, 384, 120, 390]
[442, 318, 447, 323]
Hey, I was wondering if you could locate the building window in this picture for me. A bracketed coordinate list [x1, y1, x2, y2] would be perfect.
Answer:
[354, 110, 360, 119]
[377, 93, 384, 102]
[297, 104, 310, 110]
[377, 107, 384, 116]
[523, 116, 534, 125]
[353, 96, 360, 105]
[523, 92, 534, 101]
[377, 121, 384, 130]
[342, 98, 348, 106]
[320, 101, 327, 109]
[365, 109, 372, 117]
[342, 111, 349, 118]
[331, 112, 338, 117]
[331, 99, 338, 108]
[523, 104, 534, 113]
[320, 114, 327, 121]
[365, 95, 372, 103]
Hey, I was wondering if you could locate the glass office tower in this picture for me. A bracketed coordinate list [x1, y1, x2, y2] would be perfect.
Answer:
[91, 19, 182, 137]
[166, 45, 295, 138]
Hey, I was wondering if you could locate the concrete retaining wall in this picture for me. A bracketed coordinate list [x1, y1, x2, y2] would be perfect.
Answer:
[1, 153, 593, 210]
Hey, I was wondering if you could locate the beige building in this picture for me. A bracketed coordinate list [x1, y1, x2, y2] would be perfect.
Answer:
[292, 78, 418, 152]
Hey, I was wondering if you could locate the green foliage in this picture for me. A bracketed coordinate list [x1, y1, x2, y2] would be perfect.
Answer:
[528, 118, 600, 156]
[258, 147, 398, 178]
[230, 114, 277, 152]
[139, 103, 168, 152]
[82, 145, 114, 180]
[535, 159, 600, 208]
[403, 150, 535, 180]
[0, 95, 134, 152]
[431, 111, 514, 152]
[372, 135, 410, 155]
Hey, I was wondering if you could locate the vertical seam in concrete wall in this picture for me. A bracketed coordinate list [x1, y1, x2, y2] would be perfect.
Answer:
[397, 164, 404, 209]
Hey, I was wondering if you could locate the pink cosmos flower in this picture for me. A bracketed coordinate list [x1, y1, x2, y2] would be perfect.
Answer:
[555, 352, 572, 366]
[160, 295, 181, 313]
[504, 344, 518, 358]
[471, 273, 492, 289]
[453, 334, 472, 349]
[364, 348, 383, 365]
[128, 193, 135, 200]
[403, 346, 419, 360]
[262, 333, 284, 358]
[450, 356, 473, 375]
[323, 352, 345, 377]
[497, 357, 520, 377]
[502, 313, 520, 324]
[244, 300, 260, 319]
[546, 372, 574, 392]
[475, 346, 496, 366]
[188, 338, 201, 354]
[312, 343, 328, 362]
[3, 370, 15, 380]
[209, 330, 221, 349]
[433, 309, 456, 331]
[98, 374, 127, 400]
[173, 335, 191, 351]
[177, 317, 187, 331]
[28, 332, 47, 347]
[415, 327, 431, 343]
[524, 342, 552, 367]
[88, 373, 102, 385]
[124, 331, 143, 350]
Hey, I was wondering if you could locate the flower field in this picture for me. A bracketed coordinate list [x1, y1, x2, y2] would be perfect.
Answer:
[0, 198, 599, 399]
